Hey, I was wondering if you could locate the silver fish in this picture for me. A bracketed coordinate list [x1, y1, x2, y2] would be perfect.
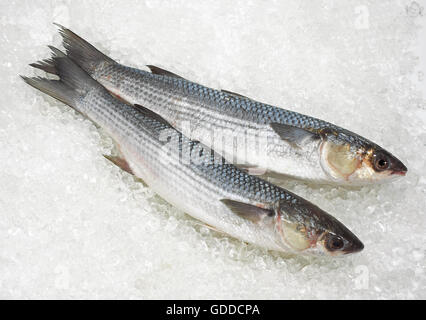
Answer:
[34, 24, 407, 186]
[22, 48, 364, 256]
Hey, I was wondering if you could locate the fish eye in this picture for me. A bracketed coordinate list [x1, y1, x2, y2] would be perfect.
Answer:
[325, 235, 344, 251]
[374, 154, 390, 171]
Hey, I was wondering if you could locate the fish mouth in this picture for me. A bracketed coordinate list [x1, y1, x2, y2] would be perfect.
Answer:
[391, 170, 407, 176]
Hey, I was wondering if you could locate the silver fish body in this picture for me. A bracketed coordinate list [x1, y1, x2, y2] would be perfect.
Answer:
[51, 25, 407, 185]
[22, 48, 364, 256]
[99, 65, 327, 181]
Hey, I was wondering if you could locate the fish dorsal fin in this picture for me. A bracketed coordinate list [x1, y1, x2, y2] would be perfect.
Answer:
[221, 89, 248, 99]
[133, 104, 172, 127]
[220, 199, 274, 223]
[270, 123, 320, 148]
[147, 65, 184, 79]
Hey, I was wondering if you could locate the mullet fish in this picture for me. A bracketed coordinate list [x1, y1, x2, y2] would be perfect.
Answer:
[22, 48, 364, 256]
[32, 25, 407, 185]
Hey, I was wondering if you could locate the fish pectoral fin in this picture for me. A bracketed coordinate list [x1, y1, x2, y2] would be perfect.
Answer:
[104, 154, 134, 175]
[146, 65, 184, 79]
[221, 89, 249, 99]
[220, 199, 274, 223]
[133, 104, 172, 128]
[234, 164, 267, 176]
[269, 123, 320, 148]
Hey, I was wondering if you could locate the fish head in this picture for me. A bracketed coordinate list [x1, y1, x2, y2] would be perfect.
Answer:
[275, 198, 364, 256]
[319, 130, 407, 184]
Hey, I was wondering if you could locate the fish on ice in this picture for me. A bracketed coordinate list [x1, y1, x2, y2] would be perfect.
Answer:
[35, 24, 408, 186]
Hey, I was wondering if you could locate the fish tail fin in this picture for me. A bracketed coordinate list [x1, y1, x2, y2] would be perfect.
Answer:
[29, 58, 57, 75]
[55, 23, 115, 75]
[22, 46, 104, 112]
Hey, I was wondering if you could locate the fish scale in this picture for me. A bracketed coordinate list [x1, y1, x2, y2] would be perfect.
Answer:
[92, 63, 360, 181]
[83, 77, 295, 235]
[22, 47, 364, 255]
[105, 64, 325, 128]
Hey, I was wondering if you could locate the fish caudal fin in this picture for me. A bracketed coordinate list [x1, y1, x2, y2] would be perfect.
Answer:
[55, 23, 115, 75]
[22, 46, 104, 112]
[21, 75, 77, 108]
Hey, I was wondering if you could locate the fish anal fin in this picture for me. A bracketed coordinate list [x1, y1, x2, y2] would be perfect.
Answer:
[270, 123, 320, 148]
[220, 199, 274, 223]
[221, 89, 248, 99]
[104, 154, 134, 175]
[147, 65, 184, 79]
